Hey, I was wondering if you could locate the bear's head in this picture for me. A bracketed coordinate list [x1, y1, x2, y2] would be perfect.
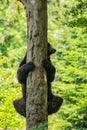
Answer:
[48, 43, 56, 56]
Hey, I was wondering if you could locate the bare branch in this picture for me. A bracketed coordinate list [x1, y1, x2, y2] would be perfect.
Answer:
[18, 0, 26, 5]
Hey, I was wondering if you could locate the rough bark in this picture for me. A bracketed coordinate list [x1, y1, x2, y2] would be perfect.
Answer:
[26, 0, 48, 129]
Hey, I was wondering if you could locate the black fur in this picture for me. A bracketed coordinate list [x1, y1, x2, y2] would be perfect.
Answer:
[13, 43, 63, 117]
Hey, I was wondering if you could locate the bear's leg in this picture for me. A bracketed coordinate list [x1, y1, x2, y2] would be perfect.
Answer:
[48, 95, 63, 115]
[13, 98, 26, 117]
[42, 59, 56, 82]
[17, 62, 35, 84]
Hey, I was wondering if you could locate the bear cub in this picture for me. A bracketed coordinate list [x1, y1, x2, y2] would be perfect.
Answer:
[13, 43, 63, 117]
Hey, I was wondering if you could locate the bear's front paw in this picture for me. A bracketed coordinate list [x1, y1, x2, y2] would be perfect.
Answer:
[27, 62, 35, 70]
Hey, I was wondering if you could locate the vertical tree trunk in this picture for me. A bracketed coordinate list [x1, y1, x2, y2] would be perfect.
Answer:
[25, 0, 48, 129]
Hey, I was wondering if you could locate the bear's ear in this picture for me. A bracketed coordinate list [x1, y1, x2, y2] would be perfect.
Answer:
[48, 43, 56, 55]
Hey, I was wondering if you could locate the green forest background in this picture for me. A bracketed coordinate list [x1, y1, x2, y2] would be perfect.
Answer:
[0, 0, 87, 129]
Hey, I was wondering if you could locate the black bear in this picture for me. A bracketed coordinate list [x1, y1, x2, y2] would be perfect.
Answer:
[13, 43, 63, 117]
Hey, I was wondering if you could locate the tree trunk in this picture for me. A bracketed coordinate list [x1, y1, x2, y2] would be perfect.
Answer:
[25, 0, 48, 129]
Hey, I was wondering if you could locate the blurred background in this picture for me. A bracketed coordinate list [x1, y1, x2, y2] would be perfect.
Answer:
[0, 0, 87, 129]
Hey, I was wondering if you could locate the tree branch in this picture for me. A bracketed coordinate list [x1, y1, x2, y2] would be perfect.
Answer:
[18, 0, 26, 5]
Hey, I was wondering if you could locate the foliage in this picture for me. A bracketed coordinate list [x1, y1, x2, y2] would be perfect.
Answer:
[0, 0, 26, 129]
[48, 0, 87, 130]
[0, 0, 87, 129]
[31, 122, 48, 130]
